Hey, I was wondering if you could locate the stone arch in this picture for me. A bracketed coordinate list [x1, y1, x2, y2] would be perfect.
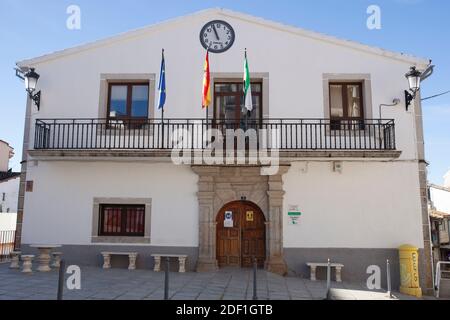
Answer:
[192, 165, 290, 275]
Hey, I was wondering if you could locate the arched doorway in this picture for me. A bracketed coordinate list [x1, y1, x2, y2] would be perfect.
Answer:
[216, 201, 266, 268]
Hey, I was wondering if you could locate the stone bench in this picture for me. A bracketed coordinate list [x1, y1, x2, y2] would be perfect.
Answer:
[306, 262, 344, 282]
[101, 252, 138, 270]
[151, 254, 188, 273]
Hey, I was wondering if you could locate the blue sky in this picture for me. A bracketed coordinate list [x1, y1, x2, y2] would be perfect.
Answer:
[0, 0, 449, 184]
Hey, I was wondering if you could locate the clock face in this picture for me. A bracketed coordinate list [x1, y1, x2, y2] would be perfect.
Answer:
[200, 20, 235, 53]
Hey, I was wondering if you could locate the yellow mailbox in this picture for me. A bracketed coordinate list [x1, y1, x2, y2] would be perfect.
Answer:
[399, 244, 422, 298]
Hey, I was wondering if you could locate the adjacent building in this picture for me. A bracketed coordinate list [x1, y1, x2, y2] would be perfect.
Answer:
[14, 9, 433, 292]
[0, 140, 19, 260]
[0, 140, 19, 216]
[429, 171, 450, 267]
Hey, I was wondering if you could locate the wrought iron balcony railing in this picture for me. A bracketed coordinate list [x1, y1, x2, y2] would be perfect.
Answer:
[34, 118, 396, 151]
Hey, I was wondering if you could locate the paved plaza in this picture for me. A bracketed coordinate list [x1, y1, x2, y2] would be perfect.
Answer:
[0, 263, 423, 300]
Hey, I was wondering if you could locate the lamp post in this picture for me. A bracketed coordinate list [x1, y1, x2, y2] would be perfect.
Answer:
[404, 66, 422, 111]
[23, 68, 41, 110]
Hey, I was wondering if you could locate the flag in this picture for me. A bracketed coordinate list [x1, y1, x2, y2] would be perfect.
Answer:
[202, 50, 211, 108]
[157, 49, 166, 110]
[243, 49, 253, 112]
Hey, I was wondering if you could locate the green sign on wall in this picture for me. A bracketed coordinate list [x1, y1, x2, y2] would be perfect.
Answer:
[288, 205, 302, 225]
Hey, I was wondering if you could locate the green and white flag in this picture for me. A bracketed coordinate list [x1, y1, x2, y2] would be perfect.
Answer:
[243, 49, 253, 112]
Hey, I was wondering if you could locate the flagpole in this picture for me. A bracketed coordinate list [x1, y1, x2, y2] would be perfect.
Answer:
[245, 48, 249, 131]
[161, 49, 165, 123]
[160, 49, 165, 147]
[205, 46, 211, 133]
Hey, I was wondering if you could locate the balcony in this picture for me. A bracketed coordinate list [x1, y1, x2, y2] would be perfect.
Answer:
[30, 118, 400, 160]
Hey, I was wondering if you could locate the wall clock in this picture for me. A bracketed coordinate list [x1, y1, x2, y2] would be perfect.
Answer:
[200, 20, 235, 53]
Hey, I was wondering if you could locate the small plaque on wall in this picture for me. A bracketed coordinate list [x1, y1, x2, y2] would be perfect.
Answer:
[25, 181, 34, 192]
[224, 211, 233, 228]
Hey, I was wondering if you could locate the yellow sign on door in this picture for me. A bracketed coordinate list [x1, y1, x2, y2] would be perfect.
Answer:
[246, 211, 254, 222]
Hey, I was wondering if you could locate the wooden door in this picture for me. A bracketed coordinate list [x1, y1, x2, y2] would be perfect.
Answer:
[216, 201, 266, 268]
[216, 201, 242, 267]
[240, 202, 266, 268]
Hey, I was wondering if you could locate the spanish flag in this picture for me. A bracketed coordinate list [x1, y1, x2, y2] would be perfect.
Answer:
[202, 50, 211, 108]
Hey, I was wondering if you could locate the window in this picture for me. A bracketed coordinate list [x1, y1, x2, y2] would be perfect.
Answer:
[107, 83, 149, 119]
[1, 193, 5, 201]
[214, 82, 263, 129]
[99, 204, 145, 237]
[329, 82, 364, 130]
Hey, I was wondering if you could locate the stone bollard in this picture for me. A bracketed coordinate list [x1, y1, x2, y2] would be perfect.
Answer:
[21, 255, 35, 274]
[9, 251, 21, 269]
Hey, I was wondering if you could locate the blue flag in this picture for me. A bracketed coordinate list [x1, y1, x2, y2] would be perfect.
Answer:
[157, 49, 166, 110]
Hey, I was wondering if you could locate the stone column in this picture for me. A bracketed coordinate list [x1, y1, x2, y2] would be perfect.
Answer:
[36, 248, 52, 272]
[414, 92, 434, 295]
[128, 253, 137, 270]
[179, 257, 187, 273]
[9, 251, 21, 269]
[15, 98, 32, 251]
[265, 166, 290, 275]
[153, 256, 161, 272]
[21, 255, 34, 274]
[193, 167, 219, 272]
[102, 253, 111, 269]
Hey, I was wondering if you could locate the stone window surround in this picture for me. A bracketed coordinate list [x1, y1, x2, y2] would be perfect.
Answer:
[322, 73, 374, 136]
[91, 197, 151, 244]
[98, 73, 156, 121]
[210, 73, 269, 119]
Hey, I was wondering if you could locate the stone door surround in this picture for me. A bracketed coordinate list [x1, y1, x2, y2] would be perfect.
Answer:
[192, 165, 290, 275]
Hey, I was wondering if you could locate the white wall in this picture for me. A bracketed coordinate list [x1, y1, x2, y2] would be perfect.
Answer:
[22, 162, 199, 246]
[0, 176, 19, 214]
[0, 213, 17, 231]
[25, 10, 420, 160]
[430, 186, 450, 215]
[444, 170, 450, 188]
[283, 161, 424, 248]
[0, 141, 13, 172]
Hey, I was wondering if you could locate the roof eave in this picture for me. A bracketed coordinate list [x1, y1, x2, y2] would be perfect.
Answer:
[16, 7, 431, 68]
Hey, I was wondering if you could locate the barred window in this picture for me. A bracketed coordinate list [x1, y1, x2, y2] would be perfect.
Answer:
[99, 204, 145, 237]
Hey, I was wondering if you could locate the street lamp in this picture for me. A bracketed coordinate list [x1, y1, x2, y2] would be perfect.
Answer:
[24, 68, 41, 110]
[404, 66, 422, 111]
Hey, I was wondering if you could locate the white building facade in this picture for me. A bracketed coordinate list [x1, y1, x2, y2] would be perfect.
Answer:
[16, 9, 432, 291]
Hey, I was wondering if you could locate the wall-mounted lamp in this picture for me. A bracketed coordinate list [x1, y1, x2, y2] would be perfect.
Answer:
[404, 66, 422, 111]
[15, 67, 41, 110]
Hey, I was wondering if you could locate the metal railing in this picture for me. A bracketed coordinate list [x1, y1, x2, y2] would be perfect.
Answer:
[0, 230, 15, 262]
[34, 118, 396, 151]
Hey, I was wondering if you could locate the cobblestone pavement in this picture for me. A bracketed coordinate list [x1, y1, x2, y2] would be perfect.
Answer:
[0, 263, 423, 300]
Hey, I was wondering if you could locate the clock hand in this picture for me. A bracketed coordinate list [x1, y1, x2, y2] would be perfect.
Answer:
[212, 24, 220, 41]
